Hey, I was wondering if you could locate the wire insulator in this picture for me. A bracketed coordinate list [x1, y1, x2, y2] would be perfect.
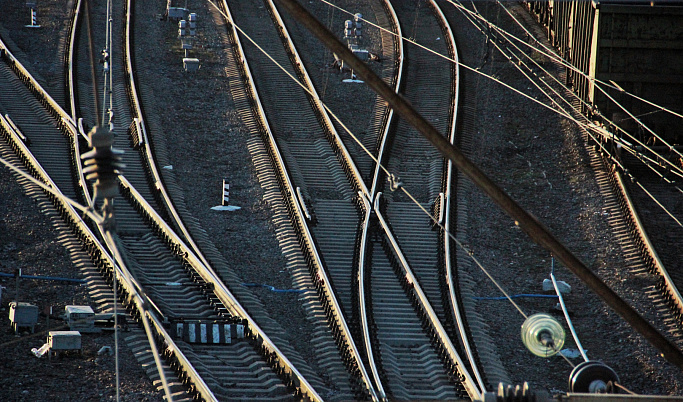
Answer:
[521, 313, 565, 357]
[81, 126, 125, 203]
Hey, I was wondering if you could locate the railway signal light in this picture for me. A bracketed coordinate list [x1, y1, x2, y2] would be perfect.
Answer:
[344, 20, 353, 39]
[188, 13, 197, 37]
[354, 13, 362, 39]
[178, 19, 187, 38]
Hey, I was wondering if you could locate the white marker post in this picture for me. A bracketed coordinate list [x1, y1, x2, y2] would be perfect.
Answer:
[222, 180, 229, 206]
[211, 179, 240, 211]
[25, 2, 40, 28]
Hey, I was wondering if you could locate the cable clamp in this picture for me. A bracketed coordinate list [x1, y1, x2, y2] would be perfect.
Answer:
[387, 174, 402, 191]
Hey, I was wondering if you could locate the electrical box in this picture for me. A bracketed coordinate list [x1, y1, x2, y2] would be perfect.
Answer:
[9, 302, 38, 333]
[167, 7, 188, 20]
[183, 58, 200, 72]
[48, 331, 81, 352]
[352, 48, 369, 61]
[65, 305, 96, 333]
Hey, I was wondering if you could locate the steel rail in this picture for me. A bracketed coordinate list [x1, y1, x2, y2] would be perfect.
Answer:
[123, 1, 323, 398]
[356, 1, 483, 397]
[122, 0, 185, 235]
[66, 3, 262, 396]
[64, 0, 93, 209]
[354, 0, 403, 397]
[357, 192, 386, 400]
[0, 104, 214, 402]
[373, 193, 482, 400]
[1, 30, 214, 400]
[267, 0, 369, 197]
[272, 0, 683, 370]
[67, 0, 82, 128]
[119, 176, 322, 401]
[223, 0, 375, 399]
[3, 21, 268, 400]
[368, 0, 403, 197]
[271, 1, 404, 397]
[612, 169, 683, 320]
[0, 38, 77, 136]
[123, 0, 220, 281]
[432, 0, 488, 393]
[2, 26, 90, 209]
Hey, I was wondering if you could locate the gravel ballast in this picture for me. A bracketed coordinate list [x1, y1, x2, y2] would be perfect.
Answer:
[1, 0, 682, 399]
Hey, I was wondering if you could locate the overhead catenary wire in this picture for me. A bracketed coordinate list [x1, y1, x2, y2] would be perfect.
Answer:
[448, 0, 683, 225]
[452, 0, 683, 177]
[97, 1, 121, 399]
[496, 1, 683, 124]
[210, 0, 627, 371]
[208, 0, 682, 356]
[0, 154, 104, 225]
[325, 0, 683, 186]
[452, 1, 683, 178]
[318, 0, 683, 185]
[207, 0, 528, 318]
[477, 0, 683, 122]
[550, 258, 589, 362]
[103, 231, 173, 402]
[208, 0, 536, 390]
[322, 0, 683, 164]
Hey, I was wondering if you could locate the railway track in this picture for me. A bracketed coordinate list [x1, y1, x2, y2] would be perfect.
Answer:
[5, 0, 683, 398]
[613, 155, 683, 343]
[357, 1, 483, 399]
[0, 1, 326, 400]
[443, 0, 683, 387]
[224, 0, 488, 399]
[506, 0, 683, 362]
[221, 0, 372, 398]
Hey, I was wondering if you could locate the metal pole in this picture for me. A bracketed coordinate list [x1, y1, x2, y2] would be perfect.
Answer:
[15, 268, 21, 301]
[84, 0, 102, 127]
[272, 0, 683, 370]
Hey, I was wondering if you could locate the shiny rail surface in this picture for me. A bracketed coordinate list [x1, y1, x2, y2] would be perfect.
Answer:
[124, 0, 324, 399]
